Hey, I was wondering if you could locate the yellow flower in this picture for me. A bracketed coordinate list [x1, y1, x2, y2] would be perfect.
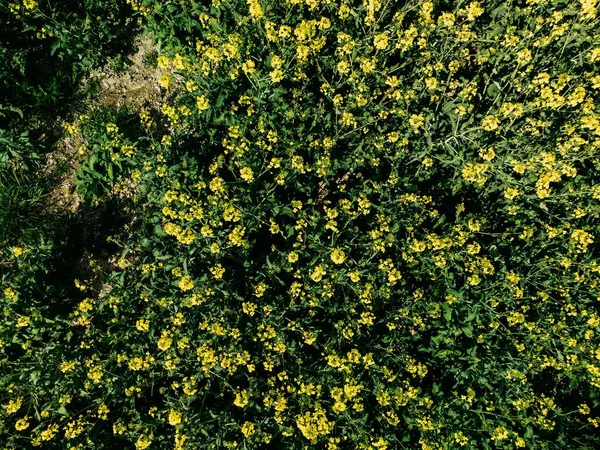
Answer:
[158, 74, 172, 90]
[465, 1, 484, 20]
[211, 263, 225, 280]
[87, 365, 104, 383]
[373, 33, 389, 50]
[481, 115, 500, 131]
[270, 69, 284, 83]
[462, 162, 488, 186]
[453, 431, 468, 446]
[409, 114, 425, 132]
[24, 0, 38, 9]
[60, 360, 76, 373]
[136, 319, 150, 332]
[348, 271, 360, 282]
[15, 416, 29, 431]
[185, 80, 198, 92]
[242, 302, 256, 318]
[16, 316, 30, 328]
[4, 287, 17, 302]
[330, 248, 345, 264]
[492, 426, 509, 441]
[98, 403, 110, 419]
[303, 331, 317, 345]
[479, 147, 495, 161]
[228, 225, 246, 246]
[157, 55, 170, 69]
[158, 331, 173, 351]
[242, 60, 256, 75]
[516, 48, 532, 66]
[425, 77, 438, 90]
[6, 397, 23, 414]
[340, 111, 355, 127]
[296, 408, 333, 441]
[288, 252, 299, 263]
[579, 404, 591, 415]
[40, 423, 59, 441]
[571, 229, 594, 252]
[270, 55, 283, 69]
[175, 432, 187, 449]
[128, 357, 144, 371]
[589, 47, 600, 62]
[234, 391, 249, 408]
[168, 409, 182, 426]
[311, 265, 326, 282]
[136, 434, 153, 450]
[241, 421, 256, 437]
[196, 95, 210, 111]
[247, 0, 263, 19]
[240, 167, 254, 183]
[178, 275, 194, 291]
[266, 220, 281, 235]
[337, 60, 350, 75]
[372, 437, 389, 449]
[254, 282, 267, 297]
[504, 187, 520, 200]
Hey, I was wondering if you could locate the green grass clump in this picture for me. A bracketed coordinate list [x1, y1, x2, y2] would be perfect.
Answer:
[0, 167, 46, 247]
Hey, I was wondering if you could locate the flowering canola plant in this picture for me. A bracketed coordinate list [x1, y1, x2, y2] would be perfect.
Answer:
[2, 0, 600, 449]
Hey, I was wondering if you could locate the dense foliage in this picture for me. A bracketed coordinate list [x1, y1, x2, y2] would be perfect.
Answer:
[2, 0, 600, 449]
[0, 0, 135, 159]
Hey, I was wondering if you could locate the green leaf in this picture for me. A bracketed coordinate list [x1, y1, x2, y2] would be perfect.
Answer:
[443, 303, 452, 322]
